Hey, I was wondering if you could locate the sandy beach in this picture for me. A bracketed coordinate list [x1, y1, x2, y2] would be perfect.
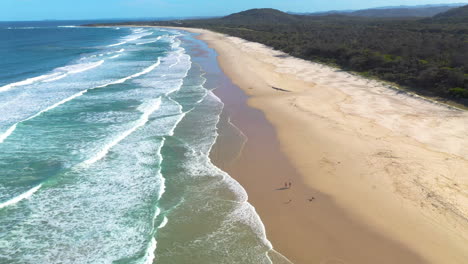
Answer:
[169, 27, 468, 263]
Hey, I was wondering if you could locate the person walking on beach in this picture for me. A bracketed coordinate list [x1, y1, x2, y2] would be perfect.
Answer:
[285, 182, 288, 188]
[288, 182, 292, 188]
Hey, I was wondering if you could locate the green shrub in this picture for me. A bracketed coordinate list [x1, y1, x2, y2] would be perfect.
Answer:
[449, 87, 468, 98]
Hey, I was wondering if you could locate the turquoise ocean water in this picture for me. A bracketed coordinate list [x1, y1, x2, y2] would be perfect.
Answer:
[0, 22, 281, 263]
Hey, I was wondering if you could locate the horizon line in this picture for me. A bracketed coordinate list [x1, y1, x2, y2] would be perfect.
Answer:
[0, 2, 466, 22]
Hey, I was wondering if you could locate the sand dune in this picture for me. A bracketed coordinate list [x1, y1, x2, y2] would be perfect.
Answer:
[171, 27, 468, 263]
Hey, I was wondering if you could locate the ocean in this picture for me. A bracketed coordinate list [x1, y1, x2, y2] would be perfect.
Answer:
[0, 22, 279, 263]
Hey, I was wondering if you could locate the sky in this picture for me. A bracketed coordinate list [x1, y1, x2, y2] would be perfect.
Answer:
[0, 0, 466, 21]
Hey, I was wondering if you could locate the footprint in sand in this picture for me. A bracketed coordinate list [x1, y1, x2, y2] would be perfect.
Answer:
[319, 157, 337, 174]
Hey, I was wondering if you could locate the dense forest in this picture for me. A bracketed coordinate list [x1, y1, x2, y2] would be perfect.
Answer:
[300, 5, 464, 18]
[89, 5, 468, 105]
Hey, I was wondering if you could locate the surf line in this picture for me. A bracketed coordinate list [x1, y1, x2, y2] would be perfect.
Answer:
[136, 36, 163, 45]
[0, 73, 62, 93]
[0, 60, 105, 93]
[0, 58, 161, 144]
[138, 76, 190, 264]
[82, 97, 162, 165]
[0, 184, 42, 209]
[141, 136, 168, 264]
[107, 32, 154, 47]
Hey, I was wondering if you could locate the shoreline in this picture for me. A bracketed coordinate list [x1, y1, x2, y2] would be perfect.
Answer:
[207, 47, 426, 264]
[108, 25, 467, 263]
[83, 25, 468, 263]
[83, 25, 468, 111]
[179, 27, 468, 263]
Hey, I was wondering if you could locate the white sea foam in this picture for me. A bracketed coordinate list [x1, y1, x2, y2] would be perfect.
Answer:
[97, 58, 161, 88]
[81, 49, 125, 61]
[137, 52, 192, 262]
[43, 73, 68, 82]
[139, 133, 168, 264]
[109, 54, 121, 59]
[0, 60, 104, 93]
[0, 29, 282, 263]
[57, 60, 104, 74]
[106, 48, 125, 55]
[229, 202, 273, 249]
[0, 124, 18, 143]
[136, 36, 162, 45]
[143, 238, 157, 264]
[162, 71, 279, 261]
[209, 91, 286, 261]
[0, 89, 86, 144]
[136, 40, 157, 45]
[107, 41, 126, 47]
[171, 69, 279, 257]
[169, 55, 181, 68]
[162, 66, 191, 136]
[157, 217, 168, 229]
[0, 29, 200, 263]
[82, 97, 162, 165]
[107, 32, 153, 47]
[156, 137, 167, 199]
[128, 32, 153, 41]
[0, 73, 62, 92]
[0, 184, 42, 209]
[6, 27, 40, 30]
[167, 44, 185, 69]
[0, 58, 161, 144]
[0, 61, 105, 142]
[34, 91, 87, 117]
[143, 188, 164, 264]
[168, 108, 186, 137]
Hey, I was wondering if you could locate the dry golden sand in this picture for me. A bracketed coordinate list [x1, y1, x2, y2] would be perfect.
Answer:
[171, 27, 468, 263]
[209, 62, 428, 264]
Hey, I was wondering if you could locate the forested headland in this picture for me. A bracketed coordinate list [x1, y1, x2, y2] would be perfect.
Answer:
[88, 5, 468, 105]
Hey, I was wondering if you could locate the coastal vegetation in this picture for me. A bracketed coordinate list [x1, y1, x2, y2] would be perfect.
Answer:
[299, 4, 464, 17]
[90, 5, 468, 105]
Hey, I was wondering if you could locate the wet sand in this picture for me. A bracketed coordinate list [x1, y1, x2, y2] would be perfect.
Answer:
[168, 27, 468, 263]
[210, 64, 427, 264]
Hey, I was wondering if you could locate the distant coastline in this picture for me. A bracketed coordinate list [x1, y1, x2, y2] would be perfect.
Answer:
[84, 24, 468, 112]
[2, 2, 466, 262]
[180, 26, 468, 264]
[84, 5, 468, 108]
[83, 19, 468, 263]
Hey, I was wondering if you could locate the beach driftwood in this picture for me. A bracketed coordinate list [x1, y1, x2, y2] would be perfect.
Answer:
[272, 86, 291, 92]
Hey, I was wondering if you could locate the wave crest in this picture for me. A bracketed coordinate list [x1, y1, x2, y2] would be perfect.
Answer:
[0, 184, 42, 209]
